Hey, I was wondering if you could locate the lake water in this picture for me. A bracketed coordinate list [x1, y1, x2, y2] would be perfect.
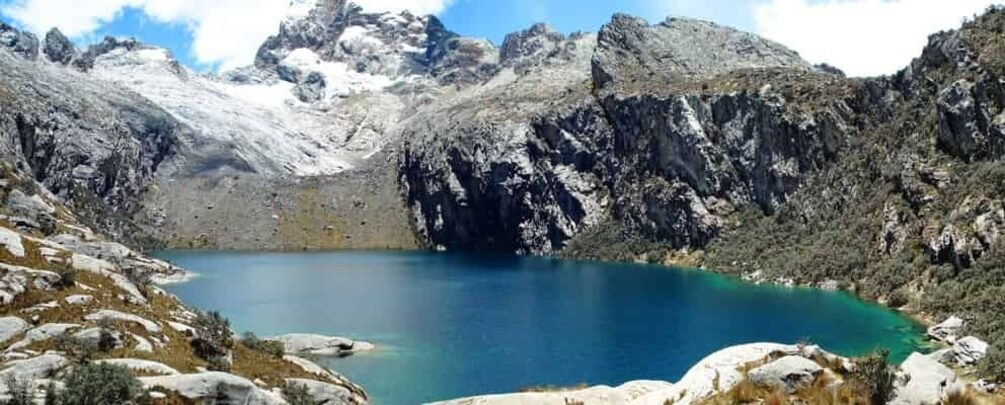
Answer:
[157, 250, 927, 404]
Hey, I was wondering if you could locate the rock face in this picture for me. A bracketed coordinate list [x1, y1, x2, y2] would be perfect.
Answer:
[434, 343, 846, 405]
[0, 35, 184, 244]
[892, 352, 963, 405]
[747, 355, 823, 393]
[0, 317, 28, 345]
[952, 336, 989, 365]
[399, 12, 844, 253]
[592, 15, 810, 90]
[43, 28, 75, 65]
[928, 315, 965, 342]
[140, 372, 285, 405]
[930, 36, 1004, 162]
[0, 23, 38, 60]
[430, 381, 671, 405]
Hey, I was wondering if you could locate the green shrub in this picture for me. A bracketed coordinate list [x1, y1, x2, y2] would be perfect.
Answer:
[190, 311, 233, 361]
[3, 375, 34, 405]
[851, 350, 896, 405]
[240, 332, 285, 358]
[96, 328, 118, 353]
[205, 355, 231, 373]
[886, 288, 909, 308]
[43, 382, 58, 405]
[978, 339, 1005, 383]
[53, 266, 76, 290]
[59, 363, 143, 405]
[281, 382, 317, 405]
[55, 334, 98, 365]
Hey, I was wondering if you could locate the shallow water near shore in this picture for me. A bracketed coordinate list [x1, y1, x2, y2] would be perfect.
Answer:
[157, 250, 927, 404]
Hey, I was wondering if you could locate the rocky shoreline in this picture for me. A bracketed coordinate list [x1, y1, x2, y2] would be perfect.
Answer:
[430, 341, 995, 405]
[0, 165, 373, 404]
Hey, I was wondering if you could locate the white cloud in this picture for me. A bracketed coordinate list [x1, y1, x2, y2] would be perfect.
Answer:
[753, 0, 1001, 77]
[1, 0, 454, 71]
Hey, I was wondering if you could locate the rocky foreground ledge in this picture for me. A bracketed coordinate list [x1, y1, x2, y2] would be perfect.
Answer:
[432, 342, 1000, 405]
[0, 165, 371, 404]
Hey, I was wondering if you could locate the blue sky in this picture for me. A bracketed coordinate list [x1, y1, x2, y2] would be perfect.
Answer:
[0, 0, 1001, 76]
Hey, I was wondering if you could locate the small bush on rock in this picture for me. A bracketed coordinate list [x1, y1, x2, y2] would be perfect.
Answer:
[240, 332, 285, 358]
[60, 363, 143, 405]
[190, 310, 233, 361]
[53, 265, 76, 290]
[979, 338, 1005, 382]
[3, 375, 34, 405]
[43, 382, 58, 405]
[55, 334, 98, 364]
[851, 350, 896, 405]
[886, 288, 909, 308]
[205, 355, 231, 373]
[282, 382, 317, 405]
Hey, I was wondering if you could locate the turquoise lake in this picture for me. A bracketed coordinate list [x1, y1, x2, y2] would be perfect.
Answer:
[156, 250, 927, 404]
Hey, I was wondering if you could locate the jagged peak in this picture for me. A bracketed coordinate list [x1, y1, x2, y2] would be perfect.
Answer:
[43, 27, 75, 65]
[0, 22, 40, 60]
[593, 12, 812, 92]
[72, 36, 181, 73]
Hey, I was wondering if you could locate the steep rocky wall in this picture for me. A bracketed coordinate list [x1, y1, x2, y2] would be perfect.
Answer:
[397, 14, 854, 253]
[0, 46, 186, 245]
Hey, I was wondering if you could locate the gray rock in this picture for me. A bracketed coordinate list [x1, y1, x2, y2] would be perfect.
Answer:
[0, 354, 68, 383]
[500, 24, 566, 67]
[936, 76, 1005, 161]
[269, 334, 374, 356]
[814, 63, 846, 77]
[0, 227, 25, 258]
[592, 15, 810, 92]
[926, 348, 956, 364]
[928, 316, 965, 342]
[6, 323, 79, 352]
[72, 36, 141, 71]
[43, 28, 75, 65]
[96, 359, 179, 375]
[64, 295, 94, 305]
[84, 310, 161, 334]
[0, 46, 183, 245]
[952, 336, 988, 365]
[294, 71, 326, 103]
[0, 23, 39, 60]
[977, 379, 998, 393]
[285, 378, 368, 405]
[140, 372, 285, 405]
[892, 352, 962, 405]
[748, 355, 823, 393]
[0, 317, 29, 345]
[72, 328, 123, 349]
[129, 333, 154, 353]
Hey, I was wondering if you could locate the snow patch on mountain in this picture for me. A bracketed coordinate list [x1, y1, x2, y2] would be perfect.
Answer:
[280, 47, 397, 99]
[87, 47, 392, 176]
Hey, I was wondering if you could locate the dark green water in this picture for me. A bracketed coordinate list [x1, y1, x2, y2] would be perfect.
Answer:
[157, 250, 927, 404]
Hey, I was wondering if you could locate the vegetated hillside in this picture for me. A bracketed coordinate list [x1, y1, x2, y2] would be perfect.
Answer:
[700, 9, 1005, 380]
